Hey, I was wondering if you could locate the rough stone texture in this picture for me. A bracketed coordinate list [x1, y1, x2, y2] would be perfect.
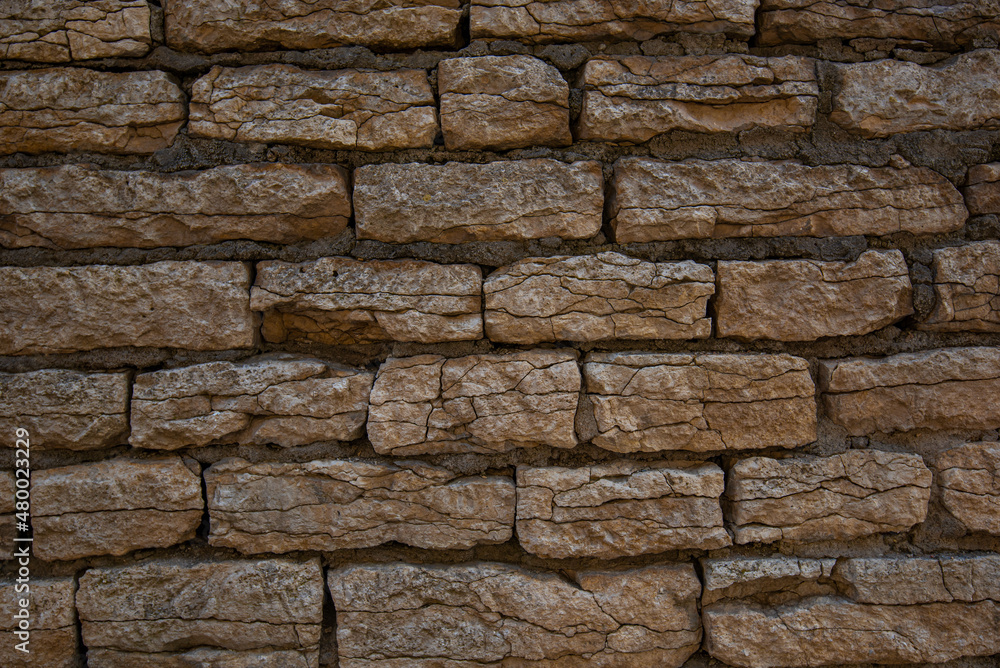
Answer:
[368, 350, 580, 455]
[470, 0, 758, 42]
[833, 554, 1000, 605]
[328, 561, 702, 667]
[966, 162, 1000, 214]
[77, 558, 323, 667]
[0, 472, 13, 559]
[32, 457, 203, 561]
[579, 352, 816, 453]
[189, 64, 437, 151]
[0, 68, 185, 155]
[516, 460, 730, 558]
[701, 556, 837, 605]
[725, 450, 932, 544]
[439, 55, 570, 151]
[251, 258, 482, 345]
[577, 55, 818, 143]
[166, 0, 461, 53]
[937, 441, 1000, 534]
[608, 158, 967, 242]
[820, 346, 1000, 435]
[0, 261, 255, 355]
[831, 49, 1000, 137]
[0, 163, 351, 249]
[484, 253, 714, 344]
[0, 577, 76, 668]
[131, 354, 372, 450]
[0, 369, 129, 450]
[354, 160, 603, 243]
[205, 458, 514, 553]
[922, 241, 1000, 331]
[716, 250, 914, 341]
[0, 0, 152, 62]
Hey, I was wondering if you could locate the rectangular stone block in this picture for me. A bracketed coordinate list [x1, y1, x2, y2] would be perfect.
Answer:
[32, 457, 203, 561]
[820, 347, 1000, 434]
[580, 352, 817, 453]
[251, 258, 482, 345]
[937, 442, 1000, 535]
[831, 50, 1000, 137]
[0, 473, 13, 559]
[577, 55, 817, 143]
[354, 159, 603, 243]
[701, 556, 837, 605]
[206, 458, 514, 552]
[368, 350, 580, 455]
[0, 68, 185, 155]
[716, 250, 913, 341]
[725, 450, 931, 544]
[516, 460, 730, 558]
[0, 0, 152, 62]
[833, 554, 1000, 605]
[922, 241, 1000, 331]
[189, 64, 437, 151]
[0, 261, 255, 355]
[328, 561, 702, 667]
[966, 162, 1000, 214]
[0, 369, 129, 450]
[608, 157, 967, 242]
[0, 163, 351, 249]
[131, 354, 372, 449]
[0, 577, 76, 667]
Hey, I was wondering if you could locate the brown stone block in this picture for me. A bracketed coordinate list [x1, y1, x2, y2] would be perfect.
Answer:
[937, 441, 1000, 534]
[922, 241, 1000, 332]
[966, 163, 1000, 215]
[0, 577, 77, 667]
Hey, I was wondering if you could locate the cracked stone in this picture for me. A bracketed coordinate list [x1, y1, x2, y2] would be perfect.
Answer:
[922, 241, 1000, 332]
[354, 159, 603, 243]
[0, 577, 76, 668]
[937, 441, 1000, 534]
[966, 163, 1000, 215]
[189, 64, 437, 151]
[368, 350, 580, 456]
[0, 163, 351, 249]
[700, 556, 837, 605]
[0, 473, 13, 559]
[580, 352, 817, 453]
[328, 561, 702, 667]
[834, 554, 1000, 605]
[251, 257, 483, 345]
[205, 458, 514, 553]
[516, 460, 730, 558]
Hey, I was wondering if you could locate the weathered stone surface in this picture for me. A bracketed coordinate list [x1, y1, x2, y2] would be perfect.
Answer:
[0, 577, 76, 667]
[189, 64, 437, 151]
[0, 261, 255, 355]
[87, 647, 317, 668]
[922, 241, 1000, 331]
[701, 556, 837, 605]
[252, 258, 482, 345]
[937, 442, 1000, 534]
[716, 250, 914, 341]
[820, 347, 1000, 434]
[328, 562, 702, 667]
[0, 472, 14, 559]
[0, 68, 185, 155]
[368, 350, 580, 455]
[32, 457, 203, 561]
[516, 460, 730, 558]
[0, 0, 151, 62]
[470, 0, 758, 42]
[0, 369, 129, 450]
[78, 558, 323, 666]
[485, 253, 713, 344]
[131, 354, 372, 450]
[580, 352, 816, 453]
[608, 158, 967, 242]
[0, 163, 350, 249]
[206, 458, 514, 553]
[966, 162, 1000, 214]
[833, 554, 1000, 605]
[831, 50, 1000, 137]
[439, 55, 570, 151]
[166, 0, 461, 53]
[578, 55, 817, 143]
[726, 450, 932, 544]
[354, 159, 603, 243]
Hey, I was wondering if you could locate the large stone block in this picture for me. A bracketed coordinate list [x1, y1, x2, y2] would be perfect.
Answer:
[368, 350, 580, 455]
[0, 261, 255, 355]
[328, 561, 702, 667]
[189, 64, 437, 151]
[937, 442, 1000, 534]
[0, 68, 185, 155]
[516, 460, 730, 558]
[578, 55, 817, 143]
[966, 162, 1000, 214]
[252, 257, 482, 345]
[131, 354, 372, 449]
[922, 241, 1000, 331]
[354, 159, 603, 243]
[580, 352, 817, 453]
[700, 556, 837, 605]
[0, 163, 351, 249]
[0, 577, 76, 667]
[608, 158, 966, 242]
[206, 458, 514, 552]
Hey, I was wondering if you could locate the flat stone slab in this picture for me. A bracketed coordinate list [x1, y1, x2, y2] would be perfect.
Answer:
[0, 577, 76, 667]
[700, 556, 837, 605]
[937, 442, 1000, 534]
[966, 162, 1000, 215]
[922, 241, 1000, 332]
